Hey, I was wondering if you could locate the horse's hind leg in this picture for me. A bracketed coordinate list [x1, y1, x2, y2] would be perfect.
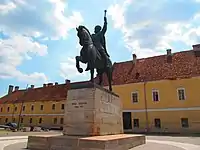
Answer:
[90, 69, 94, 83]
[99, 74, 103, 86]
[97, 69, 103, 86]
[106, 68, 112, 91]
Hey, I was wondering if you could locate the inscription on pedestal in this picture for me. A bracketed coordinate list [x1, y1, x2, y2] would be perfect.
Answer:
[71, 101, 88, 108]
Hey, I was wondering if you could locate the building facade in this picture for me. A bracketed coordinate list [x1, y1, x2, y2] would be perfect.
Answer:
[114, 77, 200, 133]
[0, 44, 200, 133]
[0, 82, 70, 129]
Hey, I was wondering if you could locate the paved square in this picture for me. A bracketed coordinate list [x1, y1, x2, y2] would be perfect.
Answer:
[2, 135, 200, 150]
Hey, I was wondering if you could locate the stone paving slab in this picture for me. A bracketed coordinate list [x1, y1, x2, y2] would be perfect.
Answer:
[146, 136, 200, 145]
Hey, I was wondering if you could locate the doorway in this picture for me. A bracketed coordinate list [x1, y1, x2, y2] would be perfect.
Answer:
[123, 112, 132, 130]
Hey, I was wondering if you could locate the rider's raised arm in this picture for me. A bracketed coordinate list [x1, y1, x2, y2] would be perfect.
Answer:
[101, 17, 107, 35]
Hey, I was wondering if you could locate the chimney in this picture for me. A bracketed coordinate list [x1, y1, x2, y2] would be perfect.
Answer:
[14, 86, 19, 91]
[43, 84, 47, 87]
[65, 79, 71, 88]
[47, 83, 53, 86]
[8, 85, 14, 94]
[31, 85, 34, 89]
[65, 79, 71, 84]
[55, 82, 58, 85]
[132, 54, 137, 64]
[192, 44, 200, 57]
[166, 49, 172, 56]
[192, 44, 200, 51]
[166, 49, 172, 63]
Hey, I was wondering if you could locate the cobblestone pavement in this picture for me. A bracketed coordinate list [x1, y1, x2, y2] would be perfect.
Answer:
[2, 135, 200, 150]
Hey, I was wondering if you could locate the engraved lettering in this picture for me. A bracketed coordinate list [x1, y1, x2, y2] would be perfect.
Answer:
[78, 102, 87, 105]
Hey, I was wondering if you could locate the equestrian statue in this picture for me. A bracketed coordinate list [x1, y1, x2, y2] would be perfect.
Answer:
[75, 10, 113, 91]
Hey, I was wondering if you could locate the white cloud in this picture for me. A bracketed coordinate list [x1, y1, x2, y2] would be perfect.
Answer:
[48, 0, 84, 39]
[60, 57, 89, 81]
[0, 0, 84, 84]
[0, 2, 16, 14]
[0, 35, 48, 83]
[108, 0, 200, 58]
[0, 0, 84, 39]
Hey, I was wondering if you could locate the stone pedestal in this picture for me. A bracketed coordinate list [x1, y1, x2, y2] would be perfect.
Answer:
[27, 134, 145, 150]
[63, 82, 123, 136]
[27, 82, 146, 150]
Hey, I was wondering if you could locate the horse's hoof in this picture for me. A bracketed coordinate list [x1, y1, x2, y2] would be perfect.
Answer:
[78, 68, 83, 73]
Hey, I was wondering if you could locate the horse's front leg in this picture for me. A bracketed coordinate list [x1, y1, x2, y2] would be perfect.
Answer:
[75, 56, 83, 73]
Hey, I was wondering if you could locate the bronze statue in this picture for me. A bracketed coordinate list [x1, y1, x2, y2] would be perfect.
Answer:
[75, 10, 113, 91]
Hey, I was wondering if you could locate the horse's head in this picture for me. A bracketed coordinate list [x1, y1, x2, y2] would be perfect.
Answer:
[76, 25, 92, 46]
[76, 26, 83, 46]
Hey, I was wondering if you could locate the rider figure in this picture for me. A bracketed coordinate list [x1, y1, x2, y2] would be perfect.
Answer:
[85, 15, 110, 71]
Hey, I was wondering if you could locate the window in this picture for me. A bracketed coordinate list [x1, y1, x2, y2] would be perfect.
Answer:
[39, 118, 42, 124]
[0, 108, 2, 112]
[40, 105, 44, 110]
[7, 107, 10, 112]
[133, 119, 139, 128]
[15, 106, 17, 111]
[60, 118, 64, 124]
[31, 105, 34, 111]
[30, 118, 33, 124]
[52, 104, 56, 110]
[21, 118, 23, 123]
[12, 118, 15, 122]
[152, 90, 159, 102]
[5, 118, 8, 123]
[131, 92, 138, 103]
[22, 106, 25, 111]
[154, 118, 161, 128]
[181, 118, 189, 128]
[53, 118, 57, 124]
[61, 104, 65, 110]
[177, 88, 186, 100]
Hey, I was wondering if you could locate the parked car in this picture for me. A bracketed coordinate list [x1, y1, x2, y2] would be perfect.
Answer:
[5, 122, 18, 130]
[0, 122, 18, 131]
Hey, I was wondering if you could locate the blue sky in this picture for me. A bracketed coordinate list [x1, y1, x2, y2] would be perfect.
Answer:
[0, 0, 200, 96]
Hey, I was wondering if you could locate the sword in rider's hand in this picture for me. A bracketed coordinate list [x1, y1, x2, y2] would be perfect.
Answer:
[104, 10, 107, 17]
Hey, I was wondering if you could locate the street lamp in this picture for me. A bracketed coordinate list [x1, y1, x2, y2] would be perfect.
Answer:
[17, 84, 29, 130]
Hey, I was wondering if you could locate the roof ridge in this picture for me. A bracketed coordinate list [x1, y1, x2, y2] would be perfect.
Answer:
[115, 49, 193, 64]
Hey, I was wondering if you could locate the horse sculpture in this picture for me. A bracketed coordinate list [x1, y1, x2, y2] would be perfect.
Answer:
[75, 25, 113, 91]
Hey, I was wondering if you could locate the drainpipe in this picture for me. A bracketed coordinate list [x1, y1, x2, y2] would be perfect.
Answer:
[11, 103, 15, 122]
[144, 81, 149, 133]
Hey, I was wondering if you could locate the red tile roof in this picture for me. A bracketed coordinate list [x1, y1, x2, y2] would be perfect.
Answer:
[102, 50, 200, 86]
[0, 90, 25, 104]
[0, 81, 88, 104]
[1, 49, 200, 104]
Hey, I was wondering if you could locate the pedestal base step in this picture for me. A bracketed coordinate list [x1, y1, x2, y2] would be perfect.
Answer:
[27, 134, 145, 150]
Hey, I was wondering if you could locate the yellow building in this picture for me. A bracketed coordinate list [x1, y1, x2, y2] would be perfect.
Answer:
[0, 44, 200, 133]
[108, 45, 200, 133]
[0, 82, 70, 129]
